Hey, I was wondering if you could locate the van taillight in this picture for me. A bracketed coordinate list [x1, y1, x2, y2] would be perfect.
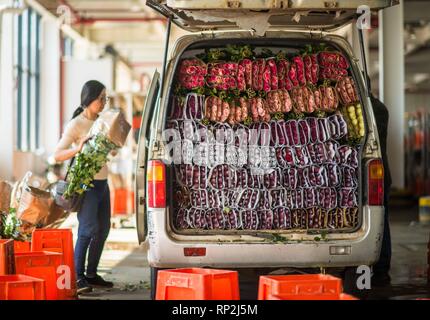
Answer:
[147, 160, 166, 208]
[368, 159, 384, 206]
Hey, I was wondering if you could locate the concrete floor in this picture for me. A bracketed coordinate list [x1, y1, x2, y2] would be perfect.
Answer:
[62, 205, 430, 300]
[62, 214, 151, 300]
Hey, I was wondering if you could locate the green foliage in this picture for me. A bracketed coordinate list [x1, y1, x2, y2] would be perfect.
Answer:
[259, 48, 274, 58]
[197, 45, 255, 63]
[199, 48, 227, 63]
[225, 44, 254, 61]
[64, 134, 118, 198]
[315, 43, 329, 53]
[0, 209, 22, 240]
[174, 84, 188, 97]
[246, 88, 257, 99]
[271, 233, 288, 243]
[243, 117, 253, 126]
[286, 112, 305, 120]
[223, 207, 231, 214]
[314, 110, 327, 118]
[272, 112, 285, 121]
[201, 118, 211, 126]
[275, 50, 287, 61]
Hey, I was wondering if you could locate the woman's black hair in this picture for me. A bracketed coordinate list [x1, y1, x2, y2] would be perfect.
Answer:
[71, 80, 106, 119]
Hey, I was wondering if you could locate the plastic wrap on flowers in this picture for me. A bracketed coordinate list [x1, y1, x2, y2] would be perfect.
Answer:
[258, 209, 274, 230]
[240, 209, 259, 230]
[291, 209, 308, 229]
[224, 208, 242, 230]
[209, 164, 237, 189]
[184, 93, 205, 120]
[206, 208, 226, 230]
[175, 164, 208, 190]
[237, 189, 260, 210]
[175, 208, 190, 229]
[272, 207, 291, 229]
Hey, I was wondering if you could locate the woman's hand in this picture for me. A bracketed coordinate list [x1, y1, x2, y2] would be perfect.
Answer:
[77, 135, 92, 153]
[54, 135, 92, 162]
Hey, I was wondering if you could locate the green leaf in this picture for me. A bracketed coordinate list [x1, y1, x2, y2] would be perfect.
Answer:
[260, 48, 274, 58]
[271, 233, 287, 243]
[320, 231, 328, 240]
[64, 133, 116, 197]
[273, 112, 285, 121]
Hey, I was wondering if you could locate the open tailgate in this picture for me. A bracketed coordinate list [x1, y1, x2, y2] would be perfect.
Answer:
[147, 0, 399, 33]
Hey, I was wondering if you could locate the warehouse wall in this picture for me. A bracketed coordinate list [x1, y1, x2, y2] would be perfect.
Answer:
[40, 18, 61, 155]
[63, 58, 113, 126]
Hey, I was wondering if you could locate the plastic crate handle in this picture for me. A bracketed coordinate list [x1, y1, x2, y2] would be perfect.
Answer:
[296, 283, 324, 294]
[27, 257, 52, 267]
[6, 282, 34, 298]
[165, 276, 190, 288]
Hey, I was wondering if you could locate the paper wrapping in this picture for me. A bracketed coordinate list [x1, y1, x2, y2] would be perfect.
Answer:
[90, 109, 131, 147]
[17, 186, 51, 226]
[0, 180, 12, 212]
[41, 203, 70, 229]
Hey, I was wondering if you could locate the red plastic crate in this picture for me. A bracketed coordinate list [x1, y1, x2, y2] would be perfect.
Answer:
[14, 251, 63, 300]
[31, 229, 77, 299]
[156, 268, 240, 300]
[258, 274, 343, 300]
[0, 274, 46, 300]
[0, 239, 15, 275]
[268, 293, 358, 300]
[338, 293, 359, 300]
[14, 241, 31, 253]
[132, 115, 141, 129]
[111, 188, 135, 215]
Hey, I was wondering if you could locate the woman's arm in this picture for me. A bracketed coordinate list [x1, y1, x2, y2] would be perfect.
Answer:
[54, 146, 80, 163]
[54, 136, 91, 162]
[54, 118, 92, 162]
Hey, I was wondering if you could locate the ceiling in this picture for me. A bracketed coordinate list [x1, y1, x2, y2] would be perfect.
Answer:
[36, 0, 187, 75]
[368, 0, 430, 93]
[36, 0, 430, 93]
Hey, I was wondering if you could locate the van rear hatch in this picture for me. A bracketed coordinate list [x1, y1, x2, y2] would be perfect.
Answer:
[159, 34, 382, 239]
[147, 0, 398, 33]
[138, 1, 395, 243]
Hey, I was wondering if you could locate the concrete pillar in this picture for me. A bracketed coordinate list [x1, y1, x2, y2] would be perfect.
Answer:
[0, 13, 14, 181]
[40, 18, 61, 155]
[378, 2, 405, 189]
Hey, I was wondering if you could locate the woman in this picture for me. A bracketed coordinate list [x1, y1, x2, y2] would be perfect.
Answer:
[55, 80, 114, 294]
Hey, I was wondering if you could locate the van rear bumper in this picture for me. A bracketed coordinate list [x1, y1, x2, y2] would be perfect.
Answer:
[145, 206, 384, 269]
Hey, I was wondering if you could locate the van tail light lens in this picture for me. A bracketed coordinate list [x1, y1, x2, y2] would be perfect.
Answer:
[368, 159, 384, 206]
[147, 160, 166, 208]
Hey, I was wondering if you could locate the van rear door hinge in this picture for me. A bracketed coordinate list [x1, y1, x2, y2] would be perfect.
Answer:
[309, 29, 323, 39]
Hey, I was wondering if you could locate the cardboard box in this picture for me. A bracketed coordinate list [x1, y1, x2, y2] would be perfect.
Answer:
[91, 109, 131, 147]
[0, 181, 12, 212]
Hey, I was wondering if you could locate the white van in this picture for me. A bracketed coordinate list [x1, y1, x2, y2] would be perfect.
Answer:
[136, 0, 397, 298]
